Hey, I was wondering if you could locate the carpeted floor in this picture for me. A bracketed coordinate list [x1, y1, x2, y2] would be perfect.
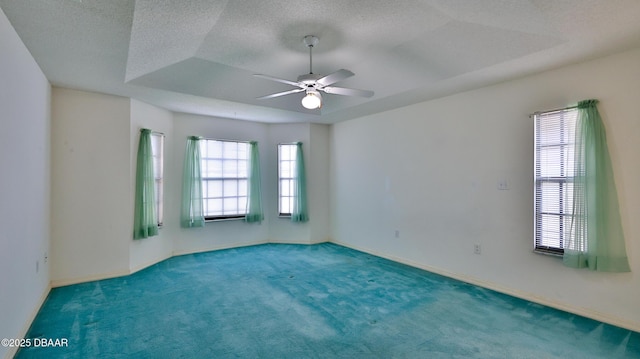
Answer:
[16, 243, 639, 358]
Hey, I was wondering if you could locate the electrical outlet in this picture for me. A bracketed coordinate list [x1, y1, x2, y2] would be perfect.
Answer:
[394, 230, 400, 238]
[474, 244, 481, 255]
[44, 252, 48, 263]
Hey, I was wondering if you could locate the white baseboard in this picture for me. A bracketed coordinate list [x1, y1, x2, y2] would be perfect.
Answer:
[129, 253, 174, 275]
[51, 269, 130, 288]
[51, 240, 279, 288]
[171, 240, 270, 257]
[4, 284, 51, 359]
[332, 240, 640, 333]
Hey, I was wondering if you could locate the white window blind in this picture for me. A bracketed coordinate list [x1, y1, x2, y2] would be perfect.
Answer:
[200, 139, 250, 219]
[150, 132, 164, 226]
[278, 143, 297, 216]
[534, 108, 579, 255]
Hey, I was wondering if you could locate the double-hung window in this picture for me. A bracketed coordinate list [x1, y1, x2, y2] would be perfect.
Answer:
[533, 108, 578, 255]
[150, 132, 164, 226]
[200, 139, 249, 220]
[277, 143, 297, 216]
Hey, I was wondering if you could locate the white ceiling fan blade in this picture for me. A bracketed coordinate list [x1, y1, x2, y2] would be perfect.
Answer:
[254, 74, 301, 87]
[316, 69, 354, 86]
[256, 88, 305, 100]
[322, 86, 374, 98]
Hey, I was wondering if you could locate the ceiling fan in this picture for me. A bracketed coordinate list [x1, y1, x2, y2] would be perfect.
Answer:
[254, 35, 374, 109]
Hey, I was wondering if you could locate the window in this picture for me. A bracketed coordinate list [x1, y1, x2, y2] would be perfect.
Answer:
[278, 143, 297, 216]
[533, 108, 578, 255]
[200, 139, 249, 220]
[150, 132, 164, 226]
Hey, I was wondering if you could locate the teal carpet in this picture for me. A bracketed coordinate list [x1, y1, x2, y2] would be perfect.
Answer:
[16, 243, 639, 358]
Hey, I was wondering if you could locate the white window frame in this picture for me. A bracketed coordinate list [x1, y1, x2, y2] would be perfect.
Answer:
[200, 139, 250, 220]
[150, 132, 164, 226]
[533, 107, 578, 255]
[277, 143, 297, 217]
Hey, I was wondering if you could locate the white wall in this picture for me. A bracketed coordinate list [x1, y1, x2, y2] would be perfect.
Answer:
[129, 100, 174, 272]
[330, 48, 640, 331]
[0, 8, 51, 359]
[51, 88, 131, 285]
[308, 124, 331, 243]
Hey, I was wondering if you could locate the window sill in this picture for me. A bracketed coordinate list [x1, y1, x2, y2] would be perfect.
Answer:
[533, 249, 563, 258]
[205, 216, 246, 223]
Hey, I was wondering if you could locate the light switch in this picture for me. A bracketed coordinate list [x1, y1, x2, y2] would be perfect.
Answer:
[497, 179, 509, 190]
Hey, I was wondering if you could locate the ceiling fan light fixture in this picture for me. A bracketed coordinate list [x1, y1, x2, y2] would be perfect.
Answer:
[301, 89, 322, 109]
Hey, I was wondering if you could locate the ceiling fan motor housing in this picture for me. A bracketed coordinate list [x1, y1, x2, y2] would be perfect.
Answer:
[297, 73, 322, 86]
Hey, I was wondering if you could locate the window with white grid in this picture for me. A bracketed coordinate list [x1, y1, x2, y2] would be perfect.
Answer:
[278, 144, 297, 216]
[150, 132, 164, 226]
[200, 139, 249, 220]
[534, 108, 578, 255]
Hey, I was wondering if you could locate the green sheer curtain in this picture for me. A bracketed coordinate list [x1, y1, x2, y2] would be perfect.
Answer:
[292, 142, 309, 222]
[180, 136, 205, 228]
[245, 141, 264, 223]
[564, 99, 630, 272]
[133, 129, 159, 239]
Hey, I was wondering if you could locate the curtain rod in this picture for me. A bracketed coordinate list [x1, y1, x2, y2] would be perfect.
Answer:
[529, 105, 577, 118]
[199, 136, 252, 144]
[139, 128, 164, 136]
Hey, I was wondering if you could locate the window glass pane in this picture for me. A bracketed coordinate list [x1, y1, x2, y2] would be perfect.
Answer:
[238, 179, 248, 196]
[280, 145, 291, 161]
[280, 179, 291, 196]
[222, 159, 239, 178]
[539, 214, 561, 248]
[223, 180, 238, 197]
[155, 179, 163, 223]
[280, 197, 291, 214]
[537, 147, 561, 177]
[238, 159, 248, 177]
[223, 141, 238, 159]
[237, 143, 248, 160]
[153, 160, 161, 178]
[238, 197, 248, 212]
[202, 159, 222, 178]
[155, 181, 162, 202]
[224, 197, 238, 213]
[204, 180, 222, 199]
[282, 161, 292, 178]
[539, 182, 560, 213]
[209, 199, 223, 214]
[207, 140, 223, 158]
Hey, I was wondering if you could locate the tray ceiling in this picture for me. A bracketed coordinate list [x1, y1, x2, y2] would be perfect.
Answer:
[2, 0, 640, 123]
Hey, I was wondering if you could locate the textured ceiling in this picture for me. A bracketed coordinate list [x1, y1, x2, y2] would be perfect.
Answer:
[2, 0, 640, 124]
